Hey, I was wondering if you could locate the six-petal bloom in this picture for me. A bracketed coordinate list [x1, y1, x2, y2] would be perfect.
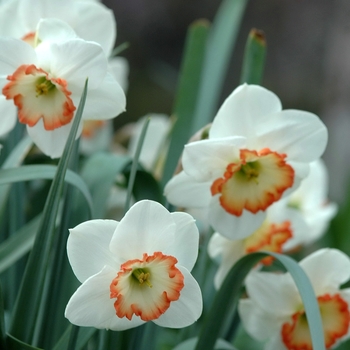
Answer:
[0, 19, 126, 157]
[239, 248, 350, 350]
[165, 84, 328, 239]
[65, 200, 203, 330]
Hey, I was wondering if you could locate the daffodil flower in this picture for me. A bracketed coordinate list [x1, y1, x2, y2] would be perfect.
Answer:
[239, 248, 350, 349]
[165, 84, 328, 239]
[208, 201, 308, 289]
[0, 19, 125, 157]
[0, 0, 115, 54]
[65, 200, 202, 330]
[280, 159, 337, 246]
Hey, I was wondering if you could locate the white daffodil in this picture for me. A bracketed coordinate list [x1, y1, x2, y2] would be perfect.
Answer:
[280, 159, 337, 247]
[239, 248, 350, 350]
[0, 19, 125, 158]
[65, 200, 202, 330]
[208, 202, 308, 289]
[165, 84, 328, 239]
[0, 0, 115, 54]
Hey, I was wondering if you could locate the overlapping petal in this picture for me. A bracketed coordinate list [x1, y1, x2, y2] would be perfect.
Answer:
[67, 219, 118, 283]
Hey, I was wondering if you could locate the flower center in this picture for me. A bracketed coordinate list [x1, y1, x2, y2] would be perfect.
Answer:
[35, 76, 56, 97]
[131, 268, 152, 287]
[281, 294, 350, 349]
[244, 220, 292, 265]
[2, 64, 76, 131]
[211, 148, 294, 216]
[110, 252, 184, 321]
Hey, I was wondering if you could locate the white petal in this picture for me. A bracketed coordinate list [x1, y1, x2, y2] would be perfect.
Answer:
[167, 212, 199, 271]
[238, 299, 283, 342]
[36, 18, 77, 44]
[19, 0, 76, 31]
[300, 248, 350, 294]
[153, 266, 202, 328]
[42, 39, 107, 90]
[0, 95, 17, 136]
[0, 38, 37, 77]
[67, 219, 119, 283]
[245, 271, 299, 316]
[26, 118, 82, 159]
[0, 0, 26, 38]
[182, 137, 245, 181]
[255, 110, 328, 163]
[109, 200, 176, 261]
[81, 73, 126, 120]
[209, 84, 282, 139]
[65, 265, 145, 331]
[108, 57, 129, 92]
[265, 334, 288, 350]
[73, 1, 116, 55]
[164, 171, 212, 208]
[209, 198, 266, 239]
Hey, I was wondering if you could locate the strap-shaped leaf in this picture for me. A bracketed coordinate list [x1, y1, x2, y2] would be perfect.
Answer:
[161, 20, 209, 186]
[195, 251, 325, 350]
[9, 80, 88, 343]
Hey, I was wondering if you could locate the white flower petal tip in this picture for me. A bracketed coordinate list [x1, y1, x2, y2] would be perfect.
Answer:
[165, 84, 328, 239]
[239, 248, 350, 350]
[66, 200, 202, 330]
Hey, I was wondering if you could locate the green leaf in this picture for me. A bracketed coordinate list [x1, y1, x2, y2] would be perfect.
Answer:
[123, 166, 163, 204]
[124, 117, 151, 212]
[195, 251, 325, 350]
[174, 337, 237, 350]
[0, 165, 93, 213]
[6, 334, 43, 350]
[80, 153, 131, 219]
[240, 28, 267, 85]
[52, 325, 96, 350]
[191, 0, 248, 134]
[0, 284, 6, 349]
[0, 136, 33, 218]
[161, 20, 209, 186]
[0, 215, 41, 274]
[9, 80, 88, 344]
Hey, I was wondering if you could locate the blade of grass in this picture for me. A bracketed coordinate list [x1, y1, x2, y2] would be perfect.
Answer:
[195, 251, 325, 350]
[161, 20, 209, 187]
[124, 117, 151, 212]
[240, 28, 267, 85]
[191, 0, 248, 134]
[9, 80, 88, 344]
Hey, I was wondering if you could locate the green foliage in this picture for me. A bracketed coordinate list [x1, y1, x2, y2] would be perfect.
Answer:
[195, 252, 325, 350]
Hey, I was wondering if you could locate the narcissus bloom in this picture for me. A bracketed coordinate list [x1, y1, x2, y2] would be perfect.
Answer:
[279, 159, 337, 246]
[239, 249, 350, 350]
[0, 19, 125, 157]
[165, 84, 328, 239]
[65, 200, 202, 330]
[208, 202, 308, 288]
[0, 0, 115, 54]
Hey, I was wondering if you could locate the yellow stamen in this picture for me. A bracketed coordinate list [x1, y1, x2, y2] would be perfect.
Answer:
[132, 268, 152, 287]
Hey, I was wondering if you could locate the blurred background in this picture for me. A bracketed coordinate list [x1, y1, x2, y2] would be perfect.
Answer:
[104, 0, 350, 203]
